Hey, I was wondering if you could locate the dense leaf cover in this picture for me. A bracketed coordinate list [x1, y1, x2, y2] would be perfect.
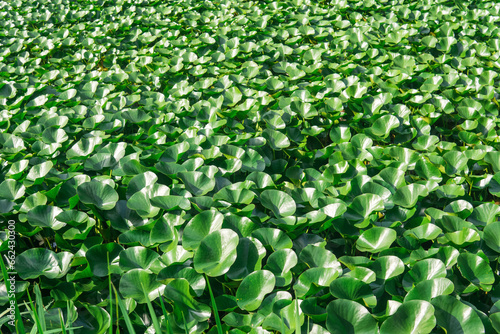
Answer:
[1, 0, 500, 332]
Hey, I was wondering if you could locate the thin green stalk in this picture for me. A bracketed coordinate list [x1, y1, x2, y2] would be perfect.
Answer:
[115, 289, 120, 334]
[205, 274, 223, 334]
[45, 237, 53, 251]
[280, 310, 287, 334]
[295, 298, 301, 334]
[39, 328, 82, 334]
[34, 284, 47, 331]
[67, 300, 75, 334]
[91, 205, 108, 241]
[181, 311, 189, 334]
[111, 283, 136, 334]
[59, 309, 67, 334]
[141, 282, 162, 333]
[26, 290, 43, 334]
[106, 251, 119, 333]
[107, 252, 113, 334]
[0, 308, 10, 318]
[158, 297, 173, 334]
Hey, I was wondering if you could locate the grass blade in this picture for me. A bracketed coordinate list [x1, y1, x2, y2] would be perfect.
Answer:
[295, 298, 301, 334]
[34, 284, 47, 332]
[59, 309, 67, 334]
[66, 300, 75, 334]
[111, 282, 136, 334]
[280, 310, 287, 334]
[158, 296, 173, 334]
[23, 301, 38, 334]
[43, 327, 83, 334]
[181, 310, 189, 334]
[26, 289, 43, 333]
[107, 252, 113, 334]
[205, 274, 223, 334]
[141, 282, 162, 333]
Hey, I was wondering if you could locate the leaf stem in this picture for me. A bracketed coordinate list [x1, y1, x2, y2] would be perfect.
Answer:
[205, 274, 223, 334]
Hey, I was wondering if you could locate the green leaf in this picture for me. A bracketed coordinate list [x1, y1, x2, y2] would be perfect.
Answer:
[321, 203, 348, 219]
[16, 248, 73, 279]
[193, 229, 239, 277]
[27, 205, 65, 230]
[263, 129, 290, 150]
[183, 210, 224, 250]
[119, 269, 164, 303]
[178, 171, 216, 196]
[77, 181, 119, 210]
[326, 299, 378, 334]
[299, 245, 340, 268]
[236, 270, 276, 311]
[223, 87, 243, 106]
[150, 195, 191, 211]
[263, 249, 297, 287]
[260, 190, 296, 218]
[392, 184, 428, 208]
[369, 256, 405, 280]
[432, 295, 485, 334]
[290, 100, 318, 119]
[86, 243, 124, 277]
[227, 237, 265, 280]
[380, 300, 435, 334]
[344, 267, 376, 283]
[483, 221, 500, 253]
[252, 228, 293, 250]
[214, 185, 255, 204]
[164, 278, 211, 326]
[345, 194, 384, 224]
[26, 161, 53, 184]
[356, 227, 397, 253]
[457, 253, 495, 288]
[0, 179, 25, 200]
[404, 224, 442, 242]
[0, 83, 16, 98]
[294, 267, 341, 298]
[416, 158, 442, 182]
[329, 277, 376, 308]
[403, 259, 447, 289]
[443, 151, 469, 175]
[489, 173, 500, 197]
[119, 246, 160, 272]
[405, 278, 454, 302]
[368, 115, 399, 138]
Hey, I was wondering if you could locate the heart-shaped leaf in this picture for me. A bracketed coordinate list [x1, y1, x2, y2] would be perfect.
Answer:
[17, 248, 73, 280]
[326, 299, 378, 334]
[432, 295, 485, 334]
[483, 221, 500, 253]
[380, 300, 435, 334]
[405, 278, 454, 302]
[77, 181, 119, 210]
[356, 227, 397, 253]
[457, 253, 494, 288]
[236, 270, 276, 311]
[86, 243, 124, 277]
[260, 190, 296, 218]
[193, 229, 239, 277]
[119, 269, 165, 303]
[183, 209, 224, 250]
[329, 277, 376, 308]
[178, 171, 216, 196]
[27, 205, 65, 230]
